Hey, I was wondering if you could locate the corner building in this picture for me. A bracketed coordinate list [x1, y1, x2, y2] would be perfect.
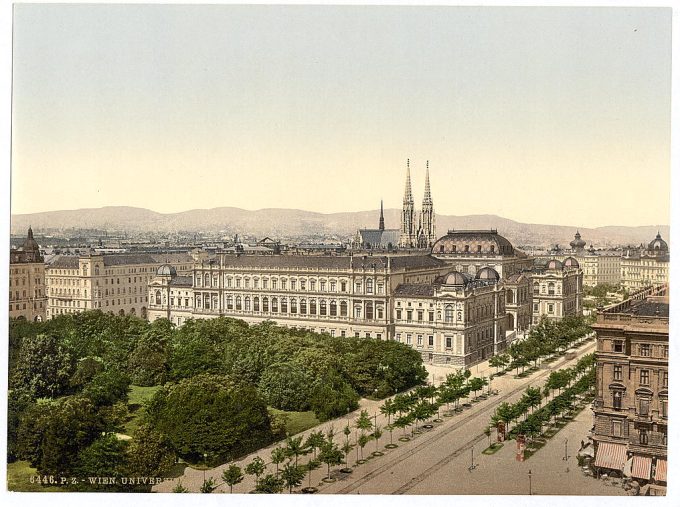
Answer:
[591, 285, 668, 491]
[9, 227, 47, 321]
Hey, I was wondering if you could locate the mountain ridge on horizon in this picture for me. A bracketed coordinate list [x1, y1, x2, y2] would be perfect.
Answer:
[10, 205, 670, 248]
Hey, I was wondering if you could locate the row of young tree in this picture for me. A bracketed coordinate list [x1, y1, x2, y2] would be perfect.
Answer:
[487, 315, 593, 375]
[8, 312, 428, 490]
[191, 410, 386, 494]
[488, 354, 596, 444]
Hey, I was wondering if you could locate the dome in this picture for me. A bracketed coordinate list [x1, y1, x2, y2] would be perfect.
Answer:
[545, 259, 563, 270]
[21, 226, 39, 252]
[157, 264, 177, 276]
[648, 232, 668, 253]
[475, 267, 500, 281]
[431, 229, 515, 257]
[563, 256, 580, 269]
[569, 231, 586, 250]
[442, 271, 471, 286]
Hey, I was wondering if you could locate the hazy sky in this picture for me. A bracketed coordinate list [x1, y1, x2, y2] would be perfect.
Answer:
[11, 5, 671, 227]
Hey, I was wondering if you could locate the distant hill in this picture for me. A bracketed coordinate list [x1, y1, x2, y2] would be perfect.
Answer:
[10, 205, 669, 248]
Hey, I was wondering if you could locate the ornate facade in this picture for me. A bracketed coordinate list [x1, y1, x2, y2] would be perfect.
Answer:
[591, 285, 668, 491]
[620, 233, 669, 292]
[9, 227, 47, 321]
[530, 257, 583, 324]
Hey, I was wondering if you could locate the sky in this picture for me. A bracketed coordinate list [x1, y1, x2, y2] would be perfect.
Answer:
[10, 4, 672, 227]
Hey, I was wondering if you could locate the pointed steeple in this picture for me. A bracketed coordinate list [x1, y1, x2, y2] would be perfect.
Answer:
[403, 159, 413, 204]
[422, 161, 432, 205]
[379, 199, 385, 231]
[27, 226, 33, 240]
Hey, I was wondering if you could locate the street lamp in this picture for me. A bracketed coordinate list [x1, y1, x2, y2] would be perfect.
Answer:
[467, 447, 477, 472]
[528, 469, 532, 495]
[203, 453, 208, 483]
[562, 438, 569, 461]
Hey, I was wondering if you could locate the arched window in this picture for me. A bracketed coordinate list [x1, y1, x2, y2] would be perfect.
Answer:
[204, 273, 210, 287]
[262, 297, 269, 312]
[213, 275, 219, 287]
[82, 265, 88, 276]
[365, 301, 374, 320]
[366, 279, 374, 294]
[281, 298, 288, 313]
[376, 305, 384, 319]
[94, 265, 100, 276]
[235, 295, 242, 310]
[300, 299, 307, 314]
[271, 297, 278, 312]
[330, 300, 337, 316]
[310, 299, 317, 314]
[196, 275, 202, 287]
[245, 296, 251, 311]
[155, 290, 161, 305]
[226, 295, 233, 310]
[320, 300, 327, 316]
[340, 301, 348, 316]
[548, 282, 555, 296]
[533, 282, 539, 295]
[445, 305, 454, 323]
[290, 298, 297, 313]
[253, 296, 260, 312]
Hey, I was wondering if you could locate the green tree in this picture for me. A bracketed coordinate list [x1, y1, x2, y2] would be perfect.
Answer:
[318, 440, 344, 479]
[245, 456, 267, 482]
[280, 463, 305, 493]
[74, 434, 128, 491]
[255, 473, 284, 494]
[125, 423, 176, 477]
[200, 477, 217, 493]
[373, 425, 383, 451]
[172, 481, 189, 493]
[144, 374, 273, 463]
[304, 430, 325, 460]
[221, 464, 244, 493]
[11, 333, 75, 398]
[257, 362, 314, 411]
[270, 446, 287, 476]
[82, 368, 131, 407]
[284, 435, 305, 467]
[309, 369, 359, 421]
[127, 320, 172, 386]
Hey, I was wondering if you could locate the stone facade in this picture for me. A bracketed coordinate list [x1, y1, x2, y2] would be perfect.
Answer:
[591, 285, 668, 486]
[9, 227, 47, 321]
[530, 257, 583, 324]
[46, 252, 194, 319]
[620, 234, 669, 292]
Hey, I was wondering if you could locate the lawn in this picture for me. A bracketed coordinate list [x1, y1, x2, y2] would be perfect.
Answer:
[123, 384, 162, 436]
[268, 408, 320, 436]
[7, 461, 62, 492]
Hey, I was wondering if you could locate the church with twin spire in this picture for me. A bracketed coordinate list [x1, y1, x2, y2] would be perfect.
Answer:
[355, 159, 436, 250]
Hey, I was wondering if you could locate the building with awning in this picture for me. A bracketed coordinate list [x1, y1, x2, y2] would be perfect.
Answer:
[654, 458, 667, 483]
[631, 455, 652, 481]
[594, 442, 627, 471]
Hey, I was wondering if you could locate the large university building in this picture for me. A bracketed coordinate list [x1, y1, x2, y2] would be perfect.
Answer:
[530, 257, 583, 325]
[620, 233, 669, 292]
[591, 285, 668, 492]
[46, 252, 195, 319]
[9, 227, 47, 321]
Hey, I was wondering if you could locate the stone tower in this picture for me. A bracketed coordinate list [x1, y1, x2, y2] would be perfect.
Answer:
[399, 159, 416, 248]
[418, 161, 436, 247]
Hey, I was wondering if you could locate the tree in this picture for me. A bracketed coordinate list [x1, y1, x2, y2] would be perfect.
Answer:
[144, 374, 273, 463]
[172, 481, 189, 493]
[221, 464, 244, 493]
[309, 369, 359, 421]
[200, 477, 217, 493]
[257, 362, 314, 411]
[357, 434, 370, 459]
[285, 435, 305, 467]
[127, 321, 172, 386]
[318, 440, 344, 479]
[380, 398, 397, 426]
[280, 463, 305, 493]
[126, 423, 176, 477]
[82, 368, 131, 407]
[484, 426, 492, 448]
[270, 446, 287, 476]
[10, 333, 75, 399]
[304, 430, 325, 460]
[255, 473, 284, 494]
[373, 425, 383, 451]
[73, 434, 128, 491]
[245, 456, 267, 482]
[468, 377, 485, 398]
[355, 410, 373, 437]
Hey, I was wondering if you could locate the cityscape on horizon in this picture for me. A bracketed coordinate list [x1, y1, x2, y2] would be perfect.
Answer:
[5, 4, 673, 502]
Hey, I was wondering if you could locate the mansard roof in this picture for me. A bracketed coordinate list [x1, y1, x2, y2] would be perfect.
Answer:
[48, 255, 80, 268]
[214, 253, 445, 271]
[431, 229, 515, 256]
[394, 284, 436, 297]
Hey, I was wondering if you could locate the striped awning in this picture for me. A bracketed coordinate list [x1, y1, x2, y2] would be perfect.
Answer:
[594, 442, 627, 470]
[655, 459, 667, 483]
[631, 456, 652, 480]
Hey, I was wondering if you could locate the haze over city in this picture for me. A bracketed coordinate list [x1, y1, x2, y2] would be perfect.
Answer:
[11, 5, 671, 228]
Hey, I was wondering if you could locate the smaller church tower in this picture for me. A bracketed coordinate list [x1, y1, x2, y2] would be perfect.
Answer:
[379, 199, 385, 231]
[419, 161, 436, 247]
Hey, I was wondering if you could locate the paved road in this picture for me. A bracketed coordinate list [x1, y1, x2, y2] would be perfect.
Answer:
[154, 338, 597, 494]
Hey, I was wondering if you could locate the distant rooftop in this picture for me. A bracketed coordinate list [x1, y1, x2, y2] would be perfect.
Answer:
[600, 285, 668, 318]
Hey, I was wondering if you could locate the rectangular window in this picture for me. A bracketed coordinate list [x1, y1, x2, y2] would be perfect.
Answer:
[613, 391, 622, 410]
[281, 279, 287, 290]
[340, 281, 347, 292]
[445, 336, 452, 349]
[365, 332, 371, 338]
[639, 398, 649, 416]
[613, 340, 624, 353]
[396, 333, 402, 342]
[662, 345, 669, 358]
[612, 419, 623, 437]
[428, 335, 434, 347]
[396, 309, 402, 320]
[639, 429, 648, 445]
[613, 364, 622, 381]
[639, 344, 651, 357]
[291, 280, 296, 290]
[640, 369, 650, 386]
[341, 330, 346, 338]
[662, 371, 668, 389]
[406, 334, 412, 345]
[417, 335, 423, 346]
[407, 310, 413, 322]
[661, 399, 668, 418]
[417, 310, 424, 322]
[428, 311, 434, 322]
